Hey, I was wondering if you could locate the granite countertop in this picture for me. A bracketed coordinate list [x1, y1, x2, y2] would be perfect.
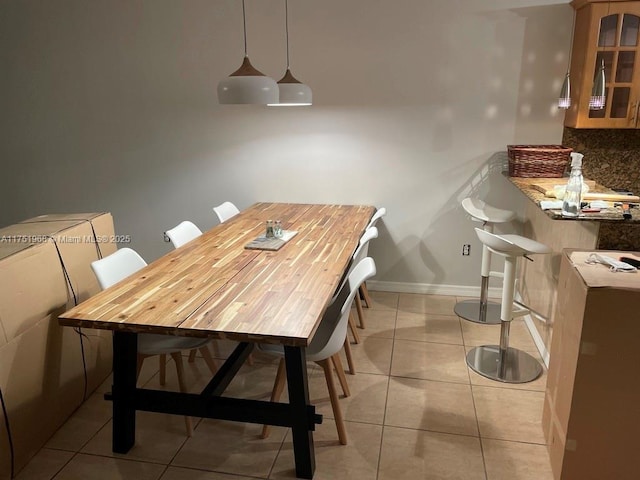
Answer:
[504, 174, 640, 224]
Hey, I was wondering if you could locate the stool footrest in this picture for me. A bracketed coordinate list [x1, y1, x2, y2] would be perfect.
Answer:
[488, 271, 504, 279]
[511, 306, 529, 318]
[454, 300, 502, 324]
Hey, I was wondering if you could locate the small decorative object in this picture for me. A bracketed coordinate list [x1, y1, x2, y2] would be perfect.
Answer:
[562, 152, 584, 217]
[266, 220, 275, 238]
[274, 220, 283, 238]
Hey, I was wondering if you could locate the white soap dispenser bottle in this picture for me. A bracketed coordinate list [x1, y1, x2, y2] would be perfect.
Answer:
[562, 152, 584, 217]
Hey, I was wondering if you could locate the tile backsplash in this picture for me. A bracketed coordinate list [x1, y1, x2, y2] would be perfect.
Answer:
[562, 128, 640, 194]
[562, 128, 640, 251]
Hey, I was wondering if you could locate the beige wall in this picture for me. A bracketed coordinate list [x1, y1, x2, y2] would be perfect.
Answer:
[0, 0, 571, 292]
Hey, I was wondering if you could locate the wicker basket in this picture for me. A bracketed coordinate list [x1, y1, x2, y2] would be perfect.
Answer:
[507, 145, 572, 178]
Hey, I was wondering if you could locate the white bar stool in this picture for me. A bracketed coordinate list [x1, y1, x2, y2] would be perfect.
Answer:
[466, 228, 550, 383]
[454, 198, 516, 324]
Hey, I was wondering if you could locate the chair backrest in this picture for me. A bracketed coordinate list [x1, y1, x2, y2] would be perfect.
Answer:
[366, 207, 387, 229]
[309, 257, 376, 360]
[165, 221, 202, 248]
[213, 201, 240, 223]
[462, 198, 515, 224]
[330, 226, 378, 305]
[356, 225, 378, 261]
[91, 247, 147, 290]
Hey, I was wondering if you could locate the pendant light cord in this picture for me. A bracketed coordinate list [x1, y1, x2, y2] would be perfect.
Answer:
[602, 0, 611, 60]
[242, 0, 248, 56]
[566, 11, 576, 72]
[285, 0, 290, 69]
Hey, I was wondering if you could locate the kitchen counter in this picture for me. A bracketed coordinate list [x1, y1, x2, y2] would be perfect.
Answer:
[502, 173, 640, 366]
[506, 175, 640, 223]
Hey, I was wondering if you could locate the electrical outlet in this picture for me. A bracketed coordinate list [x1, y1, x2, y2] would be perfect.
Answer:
[163, 232, 170, 242]
[462, 244, 471, 256]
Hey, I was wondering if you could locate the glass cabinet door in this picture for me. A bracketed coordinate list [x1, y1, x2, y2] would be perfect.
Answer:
[588, 12, 639, 124]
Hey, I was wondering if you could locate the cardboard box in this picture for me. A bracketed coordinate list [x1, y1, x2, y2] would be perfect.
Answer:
[0, 238, 69, 342]
[0, 213, 116, 477]
[544, 250, 640, 479]
[17, 213, 118, 305]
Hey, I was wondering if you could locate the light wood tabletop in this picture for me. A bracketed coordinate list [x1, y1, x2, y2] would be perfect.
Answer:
[57, 202, 375, 479]
[58, 202, 375, 346]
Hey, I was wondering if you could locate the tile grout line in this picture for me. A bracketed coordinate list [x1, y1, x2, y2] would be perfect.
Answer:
[46, 449, 77, 480]
[459, 313, 490, 480]
[373, 294, 399, 480]
[267, 429, 288, 480]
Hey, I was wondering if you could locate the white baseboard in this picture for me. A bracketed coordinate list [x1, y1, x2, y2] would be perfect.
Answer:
[523, 314, 550, 368]
[367, 279, 550, 368]
[367, 280, 503, 299]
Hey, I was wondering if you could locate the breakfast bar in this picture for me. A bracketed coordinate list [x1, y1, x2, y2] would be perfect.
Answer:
[503, 175, 640, 360]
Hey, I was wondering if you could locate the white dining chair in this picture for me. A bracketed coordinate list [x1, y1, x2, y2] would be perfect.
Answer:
[360, 207, 386, 308]
[366, 206, 386, 230]
[91, 247, 218, 436]
[258, 256, 377, 445]
[333, 226, 378, 375]
[165, 220, 203, 248]
[351, 226, 379, 330]
[212, 201, 240, 223]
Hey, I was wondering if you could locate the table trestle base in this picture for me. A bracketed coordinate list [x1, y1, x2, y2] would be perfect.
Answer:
[110, 333, 321, 479]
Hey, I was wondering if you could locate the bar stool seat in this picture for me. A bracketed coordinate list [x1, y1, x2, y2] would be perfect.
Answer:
[454, 198, 516, 325]
[466, 228, 551, 383]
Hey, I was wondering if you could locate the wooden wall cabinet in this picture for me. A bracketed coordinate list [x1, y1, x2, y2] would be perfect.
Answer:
[565, 0, 640, 128]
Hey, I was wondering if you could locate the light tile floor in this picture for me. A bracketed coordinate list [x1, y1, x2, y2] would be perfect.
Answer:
[16, 292, 554, 480]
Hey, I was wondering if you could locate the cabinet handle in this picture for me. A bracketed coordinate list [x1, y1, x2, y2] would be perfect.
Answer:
[632, 101, 640, 128]
[631, 101, 639, 128]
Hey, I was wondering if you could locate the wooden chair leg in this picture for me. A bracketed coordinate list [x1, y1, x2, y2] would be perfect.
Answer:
[355, 295, 366, 329]
[331, 354, 350, 397]
[261, 358, 287, 439]
[188, 349, 197, 363]
[159, 354, 167, 386]
[348, 311, 360, 344]
[199, 346, 218, 375]
[360, 283, 373, 309]
[170, 352, 193, 437]
[343, 338, 356, 375]
[318, 359, 348, 445]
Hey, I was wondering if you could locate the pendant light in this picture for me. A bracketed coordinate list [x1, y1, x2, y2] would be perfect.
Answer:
[589, 59, 606, 109]
[558, 11, 575, 109]
[218, 0, 278, 105]
[589, 0, 610, 110]
[268, 0, 312, 106]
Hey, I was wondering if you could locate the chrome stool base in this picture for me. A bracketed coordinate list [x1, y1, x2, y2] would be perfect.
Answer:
[454, 300, 502, 324]
[466, 345, 543, 384]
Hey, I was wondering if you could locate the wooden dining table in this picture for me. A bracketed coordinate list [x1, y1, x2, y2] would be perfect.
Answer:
[58, 202, 375, 479]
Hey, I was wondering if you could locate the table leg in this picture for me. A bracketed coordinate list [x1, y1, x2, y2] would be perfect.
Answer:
[112, 331, 137, 453]
[284, 346, 315, 479]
